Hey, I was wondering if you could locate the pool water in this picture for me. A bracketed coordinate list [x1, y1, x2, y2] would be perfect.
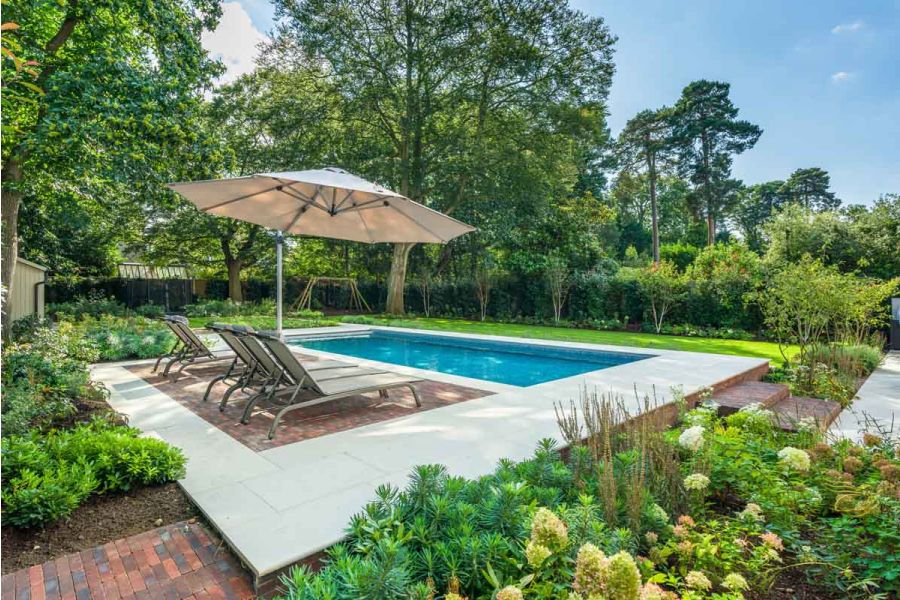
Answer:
[289, 330, 650, 386]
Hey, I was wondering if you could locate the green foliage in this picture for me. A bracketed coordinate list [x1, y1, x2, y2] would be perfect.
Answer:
[184, 299, 279, 317]
[674, 407, 900, 596]
[683, 243, 762, 329]
[636, 260, 685, 333]
[671, 80, 762, 244]
[778, 167, 839, 212]
[659, 243, 699, 271]
[765, 198, 900, 279]
[2, 324, 106, 437]
[47, 292, 127, 319]
[641, 323, 754, 341]
[2, 419, 187, 528]
[66, 316, 176, 361]
[4, 0, 225, 282]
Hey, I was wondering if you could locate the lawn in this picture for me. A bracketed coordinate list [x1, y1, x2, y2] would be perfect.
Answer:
[189, 313, 796, 363]
[351, 316, 798, 363]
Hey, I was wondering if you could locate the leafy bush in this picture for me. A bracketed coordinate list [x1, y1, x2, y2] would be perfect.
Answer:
[2, 326, 107, 437]
[58, 315, 176, 361]
[641, 322, 755, 341]
[673, 405, 900, 596]
[659, 242, 700, 271]
[183, 298, 278, 317]
[47, 292, 127, 319]
[1, 420, 187, 528]
[134, 303, 166, 319]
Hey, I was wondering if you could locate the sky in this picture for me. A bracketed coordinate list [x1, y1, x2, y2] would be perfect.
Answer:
[203, 0, 900, 205]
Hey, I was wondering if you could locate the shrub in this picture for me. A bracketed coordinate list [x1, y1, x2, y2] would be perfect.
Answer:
[805, 343, 882, 378]
[134, 303, 166, 319]
[47, 292, 127, 319]
[635, 260, 685, 333]
[659, 242, 699, 271]
[2, 326, 107, 437]
[58, 315, 176, 361]
[183, 298, 279, 317]
[1, 420, 187, 527]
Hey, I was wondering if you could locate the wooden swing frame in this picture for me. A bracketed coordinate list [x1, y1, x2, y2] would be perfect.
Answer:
[291, 276, 372, 313]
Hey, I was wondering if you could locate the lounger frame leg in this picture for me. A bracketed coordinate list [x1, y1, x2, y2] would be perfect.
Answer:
[240, 370, 286, 424]
[266, 382, 421, 440]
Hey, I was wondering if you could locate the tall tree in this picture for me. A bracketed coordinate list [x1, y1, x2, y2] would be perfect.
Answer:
[1, 0, 222, 336]
[272, 0, 616, 313]
[144, 65, 344, 299]
[779, 167, 840, 211]
[617, 107, 675, 263]
[671, 80, 762, 245]
[732, 180, 784, 251]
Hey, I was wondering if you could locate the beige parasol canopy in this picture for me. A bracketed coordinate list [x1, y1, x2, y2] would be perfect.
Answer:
[168, 167, 474, 334]
[168, 168, 475, 244]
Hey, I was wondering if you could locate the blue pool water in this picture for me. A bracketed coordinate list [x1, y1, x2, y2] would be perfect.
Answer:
[289, 330, 651, 386]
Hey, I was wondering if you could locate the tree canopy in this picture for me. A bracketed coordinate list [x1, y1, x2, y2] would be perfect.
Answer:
[4, 0, 896, 322]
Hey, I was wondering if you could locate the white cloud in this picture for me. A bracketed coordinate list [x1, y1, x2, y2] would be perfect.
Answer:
[831, 21, 863, 34]
[830, 71, 852, 83]
[202, 2, 268, 85]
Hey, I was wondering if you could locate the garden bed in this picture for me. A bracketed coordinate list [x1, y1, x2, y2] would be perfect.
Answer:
[1, 482, 198, 574]
[746, 568, 843, 600]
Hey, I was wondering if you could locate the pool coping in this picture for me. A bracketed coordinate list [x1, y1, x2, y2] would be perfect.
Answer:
[92, 326, 768, 588]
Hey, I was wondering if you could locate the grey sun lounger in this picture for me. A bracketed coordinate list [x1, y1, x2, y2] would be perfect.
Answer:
[154, 316, 232, 377]
[247, 332, 422, 439]
[203, 324, 265, 405]
[214, 327, 352, 412]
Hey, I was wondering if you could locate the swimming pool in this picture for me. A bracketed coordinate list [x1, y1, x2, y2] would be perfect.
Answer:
[289, 329, 651, 386]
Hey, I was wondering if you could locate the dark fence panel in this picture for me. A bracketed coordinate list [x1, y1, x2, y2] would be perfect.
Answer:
[47, 278, 194, 311]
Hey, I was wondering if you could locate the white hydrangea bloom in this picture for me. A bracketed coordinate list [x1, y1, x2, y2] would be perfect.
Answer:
[683, 473, 710, 491]
[678, 426, 705, 452]
[777, 447, 811, 472]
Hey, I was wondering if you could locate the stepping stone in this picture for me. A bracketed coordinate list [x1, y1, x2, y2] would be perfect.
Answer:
[770, 396, 842, 432]
[710, 382, 790, 415]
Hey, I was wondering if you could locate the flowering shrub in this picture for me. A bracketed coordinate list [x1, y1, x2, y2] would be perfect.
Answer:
[278, 410, 899, 600]
[683, 473, 710, 491]
[678, 426, 705, 452]
[671, 408, 900, 597]
[777, 446, 811, 472]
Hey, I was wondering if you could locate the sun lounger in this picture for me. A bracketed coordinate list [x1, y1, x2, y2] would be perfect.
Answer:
[248, 332, 422, 439]
[214, 327, 357, 413]
[153, 316, 230, 377]
[202, 324, 263, 404]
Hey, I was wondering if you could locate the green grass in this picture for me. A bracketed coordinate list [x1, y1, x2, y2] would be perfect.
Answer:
[343, 316, 797, 363]
[189, 315, 338, 330]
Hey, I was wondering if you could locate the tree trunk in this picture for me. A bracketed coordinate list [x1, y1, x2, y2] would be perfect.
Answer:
[1, 159, 23, 341]
[386, 242, 414, 315]
[648, 155, 659, 264]
[226, 259, 243, 302]
[706, 212, 715, 246]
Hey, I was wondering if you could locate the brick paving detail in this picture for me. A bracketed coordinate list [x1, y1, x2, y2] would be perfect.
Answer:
[710, 381, 789, 415]
[771, 396, 843, 431]
[126, 361, 493, 452]
[2, 522, 254, 600]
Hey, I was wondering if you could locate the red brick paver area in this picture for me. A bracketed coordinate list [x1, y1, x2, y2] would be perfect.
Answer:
[2, 522, 254, 600]
[126, 361, 493, 452]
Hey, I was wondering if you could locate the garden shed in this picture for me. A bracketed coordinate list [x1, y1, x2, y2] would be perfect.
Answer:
[10, 257, 48, 321]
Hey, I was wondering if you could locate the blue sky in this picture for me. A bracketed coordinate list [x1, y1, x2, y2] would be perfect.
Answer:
[218, 0, 900, 205]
